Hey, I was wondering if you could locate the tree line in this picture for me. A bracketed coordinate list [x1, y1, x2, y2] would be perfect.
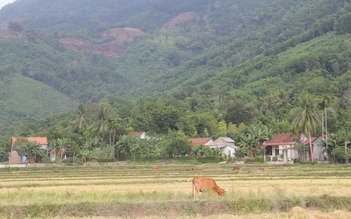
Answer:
[1, 88, 351, 164]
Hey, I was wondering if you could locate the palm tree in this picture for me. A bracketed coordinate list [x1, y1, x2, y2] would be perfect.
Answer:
[319, 94, 331, 159]
[73, 103, 88, 132]
[292, 92, 320, 162]
[93, 106, 110, 142]
[107, 117, 127, 146]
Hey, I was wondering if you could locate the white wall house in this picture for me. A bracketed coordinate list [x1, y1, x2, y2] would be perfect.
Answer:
[130, 131, 150, 140]
[262, 134, 302, 163]
[211, 137, 238, 157]
[303, 136, 328, 161]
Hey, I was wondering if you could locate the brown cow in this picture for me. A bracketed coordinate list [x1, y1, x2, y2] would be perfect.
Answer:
[151, 165, 160, 170]
[192, 176, 226, 200]
[233, 166, 241, 171]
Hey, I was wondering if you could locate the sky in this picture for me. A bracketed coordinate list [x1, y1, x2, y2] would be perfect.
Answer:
[0, 0, 16, 9]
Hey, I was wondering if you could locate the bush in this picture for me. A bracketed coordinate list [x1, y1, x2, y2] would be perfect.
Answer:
[96, 158, 117, 163]
[244, 157, 264, 163]
[196, 156, 222, 163]
[61, 158, 74, 163]
[41, 156, 52, 164]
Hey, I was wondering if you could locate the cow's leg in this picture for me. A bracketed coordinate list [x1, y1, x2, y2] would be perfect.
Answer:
[193, 183, 197, 200]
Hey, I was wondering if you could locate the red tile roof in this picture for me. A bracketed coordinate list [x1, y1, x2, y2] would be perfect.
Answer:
[189, 138, 212, 146]
[12, 137, 48, 145]
[263, 134, 298, 146]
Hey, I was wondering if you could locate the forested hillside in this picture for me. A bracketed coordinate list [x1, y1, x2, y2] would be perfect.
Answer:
[1, 0, 351, 162]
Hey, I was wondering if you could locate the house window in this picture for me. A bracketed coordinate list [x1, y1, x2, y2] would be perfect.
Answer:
[275, 148, 280, 156]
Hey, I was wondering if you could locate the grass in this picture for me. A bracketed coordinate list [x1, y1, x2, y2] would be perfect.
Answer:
[1, 163, 351, 218]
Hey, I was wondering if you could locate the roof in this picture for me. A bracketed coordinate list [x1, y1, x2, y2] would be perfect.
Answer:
[210, 145, 239, 150]
[189, 138, 212, 146]
[218, 137, 235, 143]
[12, 137, 48, 145]
[130, 131, 145, 136]
[263, 134, 298, 146]
[303, 137, 318, 145]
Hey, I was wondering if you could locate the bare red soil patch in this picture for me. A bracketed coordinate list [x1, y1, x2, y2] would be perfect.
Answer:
[102, 27, 144, 43]
[162, 12, 202, 31]
[60, 27, 143, 57]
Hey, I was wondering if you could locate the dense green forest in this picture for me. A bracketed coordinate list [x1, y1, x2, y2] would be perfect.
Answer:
[1, 0, 351, 163]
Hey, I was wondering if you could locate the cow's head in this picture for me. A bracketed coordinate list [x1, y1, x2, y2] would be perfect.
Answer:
[219, 188, 226, 196]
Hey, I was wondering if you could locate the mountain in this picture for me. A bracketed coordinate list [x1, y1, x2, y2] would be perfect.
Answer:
[0, 0, 351, 130]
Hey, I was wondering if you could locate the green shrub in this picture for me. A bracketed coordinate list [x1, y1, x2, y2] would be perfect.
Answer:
[41, 156, 52, 164]
[61, 158, 74, 163]
[244, 157, 264, 163]
[96, 158, 116, 163]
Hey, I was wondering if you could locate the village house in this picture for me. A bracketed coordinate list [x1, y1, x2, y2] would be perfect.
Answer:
[130, 131, 150, 140]
[188, 137, 214, 146]
[262, 133, 304, 163]
[210, 137, 238, 157]
[303, 135, 328, 162]
[263, 133, 329, 163]
[9, 137, 49, 164]
[189, 137, 238, 157]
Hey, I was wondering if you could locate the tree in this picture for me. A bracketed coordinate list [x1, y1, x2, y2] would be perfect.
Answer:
[324, 133, 342, 162]
[0, 146, 7, 162]
[77, 137, 100, 163]
[216, 120, 228, 137]
[50, 138, 71, 161]
[94, 106, 110, 142]
[337, 121, 351, 164]
[107, 117, 127, 146]
[73, 103, 88, 133]
[116, 135, 140, 160]
[164, 131, 192, 158]
[238, 126, 273, 157]
[19, 142, 46, 163]
[291, 91, 320, 162]
[319, 94, 331, 159]
[8, 22, 24, 32]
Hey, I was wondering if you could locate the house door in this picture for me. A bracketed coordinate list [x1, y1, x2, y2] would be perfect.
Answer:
[266, 146, 272, 155]
[275, 148, 279, 156]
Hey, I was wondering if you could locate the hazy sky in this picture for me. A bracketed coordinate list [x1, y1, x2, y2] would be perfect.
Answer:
[0, 0, 16, 9]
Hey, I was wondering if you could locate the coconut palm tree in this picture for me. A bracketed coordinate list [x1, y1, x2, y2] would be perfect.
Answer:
[319, 94, 331, 159]
[73, 103, 88, 132]
[93, 106, 110, 142]
[292, 92, 320, 162]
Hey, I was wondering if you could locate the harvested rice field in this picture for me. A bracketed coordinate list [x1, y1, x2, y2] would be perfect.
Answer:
[1, 163, 351, 218]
